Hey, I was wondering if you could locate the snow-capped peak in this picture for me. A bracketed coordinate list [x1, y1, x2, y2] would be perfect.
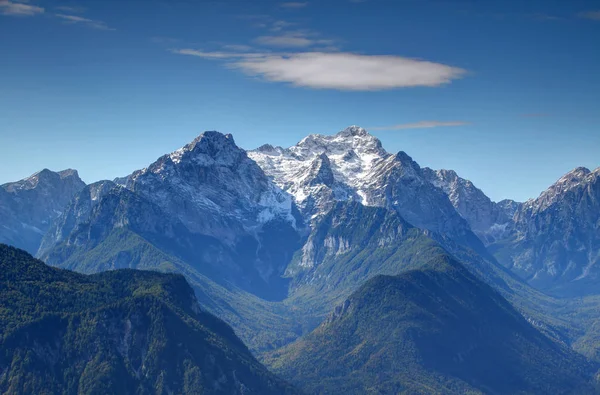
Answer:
[249, 126, 396, 219]
[250, 126, 477, 241]
[288, 126, 386, 161]
[339, 125, 368, 136]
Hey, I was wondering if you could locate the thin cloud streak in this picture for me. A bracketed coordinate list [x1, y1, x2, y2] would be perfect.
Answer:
[55, 5, 85, 14]
[55, 13, 115, 30]
[172, 49, 266, 59]
[0, 0, 44, 16]
[370, 121, 471, 130]
[255, 32, 334, 48]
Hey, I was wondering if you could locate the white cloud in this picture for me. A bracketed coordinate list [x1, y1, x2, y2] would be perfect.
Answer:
[231, 52, 466, 91]
[174, 49, 465, 91]
[280, 2, 308, 8]
[55, 13, 115, 30]
[0, 0, 44, 16]
[578, 10, 600, 20]
[369, 121, 470, 130]
[173, 17, 464, 91]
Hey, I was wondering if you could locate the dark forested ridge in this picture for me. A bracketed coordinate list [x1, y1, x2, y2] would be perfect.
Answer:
[0, 244, 297, 395]
[268, 253, 599, 394]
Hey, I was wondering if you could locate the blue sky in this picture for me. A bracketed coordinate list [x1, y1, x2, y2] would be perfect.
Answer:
[1, 0, 599, 202]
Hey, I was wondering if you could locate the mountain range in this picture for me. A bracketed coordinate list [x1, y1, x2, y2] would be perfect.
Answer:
[2, 126, 600, 393]
[6, 126, 598, 298]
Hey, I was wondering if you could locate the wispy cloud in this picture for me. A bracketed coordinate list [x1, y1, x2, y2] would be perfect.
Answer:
[172, 49, 265, 59]
[280, 2, 308, 8]
[55, 5, 85, 14]
[369, 121, 470, 131]
[174, 49, 466, 91]
[578, 10, 600, 20]
[255, 32, 334, 48]
[55, 13, 115, 30]
[0, 0, 44, 16]
[270, 20, 295, 32]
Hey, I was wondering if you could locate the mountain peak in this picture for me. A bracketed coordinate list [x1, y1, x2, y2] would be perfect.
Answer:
[190, 130, 237, 151]
[394, 151, 420, 170]
[290, 126, 385, 160]
[337, 125, 369, 138]
[57, 169, 81, 180]
[524, 166, 595, 214]
[169, 130, 243, 165]
[563, 166, 591, 178]
[192, 130, 235, 144]
[24, 168, 55, 185]
[547, 166, 592, 193]
[256, 143, 278, 153]
[3, 168, 84, 192]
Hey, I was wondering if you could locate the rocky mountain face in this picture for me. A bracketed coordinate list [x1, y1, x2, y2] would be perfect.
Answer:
[121, 132, 300, 242]
[250, 126, 485, 253]
[38, 132, 305, 300]
[422, 168, 520, 244]
[0, 169, 86, 254]
[490, 167, 600, 295]
[268, 252, 598, 395]
[421, 163, 600, 296]
[285, 201, 444, 301]
[0, 244, 298, 395]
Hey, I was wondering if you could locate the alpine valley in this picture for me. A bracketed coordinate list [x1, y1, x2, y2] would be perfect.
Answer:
[2, 126, 600, 394]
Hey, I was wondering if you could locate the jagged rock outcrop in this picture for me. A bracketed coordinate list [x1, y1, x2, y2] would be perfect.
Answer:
[490, 167, 600, 294]
[422, 167, 520, 244]
[0, 169, 85, 254]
